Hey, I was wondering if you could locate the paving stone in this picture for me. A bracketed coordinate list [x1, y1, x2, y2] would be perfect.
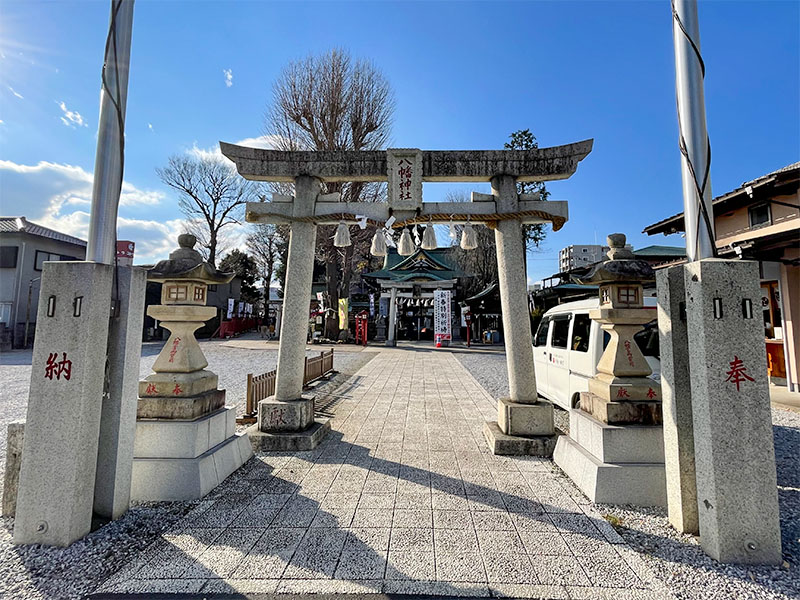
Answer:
[490, 583, 570, 598]
[277, 578, 383, 593]
[476, 529, 526, 555]
[436, 551, 488, 583]
[333, 549, 387, 579]
[358, 492, 395, 508]
[310, 505, 355, 528]
[382, 580, 491, 596]
[533, 553, 591, 586]
[518, 530, 572, 556]
[434, 528, 480, 554]
[385, 551, 435, 580]
[344, 527, 392, 554]
[201, 579, 280, 593]
[482, 552, 537, 583]
[389, 527, 434, 552]
[471, 511, 514, 531]
[352, 507, 394, 528]
[434, 509, 477, 530]
[393, 508, 433, 528]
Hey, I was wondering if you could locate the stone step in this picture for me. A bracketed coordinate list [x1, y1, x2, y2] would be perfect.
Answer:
[570, 408, 664, 464]
[553, 435, 666, 507]
[130, 432, 252, 502]
[134, 406, 236, 459]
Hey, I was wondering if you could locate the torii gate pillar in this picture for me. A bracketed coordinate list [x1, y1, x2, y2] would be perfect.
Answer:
[250, 175, 330, 451]
[483, 175, 556, 456]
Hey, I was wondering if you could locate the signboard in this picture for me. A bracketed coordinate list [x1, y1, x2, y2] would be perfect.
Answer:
[226, 298, 234, 319]
[387, 148, 423, 211]
[369, 294, 375, 317]
[338, 298, 349, 330]
[116, 240, 135, 266]
[434, 289, 452, 344]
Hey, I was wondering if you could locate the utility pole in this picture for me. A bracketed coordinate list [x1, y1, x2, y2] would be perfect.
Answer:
[672, 0, 715, 261]
[86, 0, 135, 264]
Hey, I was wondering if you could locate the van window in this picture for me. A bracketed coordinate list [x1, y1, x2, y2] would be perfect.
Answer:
[634, 319, 660, 359]
[551, 316, 570, 349]
[571, 314, 591, 352]
[534, 317, 550, 347]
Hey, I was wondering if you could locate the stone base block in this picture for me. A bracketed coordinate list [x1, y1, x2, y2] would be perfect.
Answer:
[554, 436, 666, 507]
[247, 418, 330, 452]
[589, 375, 662, 403]
[498, 398, 555, 436]
[570, 409, 664, 464]
[134, 407, 236, 459]
[139, 370, 218, 398]
[2, 421, 24, 517]
[130, 433, 252, 502]
[137, 388, 226, 420]
[257, 395, 315, 432]
[483, 421, 558, 457]
[580, 392, 662, 425]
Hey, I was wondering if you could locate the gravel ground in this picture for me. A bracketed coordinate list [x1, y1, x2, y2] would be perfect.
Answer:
[454, 349, 571, 434]
[0, 337, 377, 600]
[456, 349, 800, 599]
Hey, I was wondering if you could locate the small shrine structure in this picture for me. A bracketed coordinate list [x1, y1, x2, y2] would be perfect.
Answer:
[363, 247, 467, 342]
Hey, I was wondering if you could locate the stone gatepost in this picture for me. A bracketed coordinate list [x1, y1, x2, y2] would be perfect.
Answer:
[130, 235, 252, 502]
[247, 175, 331, 451]
[483, 175, 556, 456]
[554, 234, 666, 506]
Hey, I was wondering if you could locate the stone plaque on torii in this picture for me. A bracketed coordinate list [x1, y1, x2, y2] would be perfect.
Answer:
[221, 140, 592, 453]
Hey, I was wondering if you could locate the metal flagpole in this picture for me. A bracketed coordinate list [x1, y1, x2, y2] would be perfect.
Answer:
[671, 0, 716, 261]
[86, 0, 135, 265]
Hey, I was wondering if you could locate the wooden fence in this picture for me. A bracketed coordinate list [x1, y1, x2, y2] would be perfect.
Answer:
[238, 349, 334, 424]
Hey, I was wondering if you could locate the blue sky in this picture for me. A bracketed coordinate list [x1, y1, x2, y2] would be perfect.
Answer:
[0, 0, 798, 283]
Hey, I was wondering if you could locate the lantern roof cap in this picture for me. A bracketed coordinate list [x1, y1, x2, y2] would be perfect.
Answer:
[148, 234, 234, 284]
[574, 233, 655, 285]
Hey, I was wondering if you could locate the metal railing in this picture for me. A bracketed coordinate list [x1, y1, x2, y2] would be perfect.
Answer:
[238, 349, 334, 424]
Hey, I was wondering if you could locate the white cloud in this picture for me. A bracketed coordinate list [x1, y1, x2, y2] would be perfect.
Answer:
[223, 68, 233, 88]
[8, 86, 23, 99]
[0, 158, 172, 261]
[57, 101, 88, 128]
[188, 135, 283, 164]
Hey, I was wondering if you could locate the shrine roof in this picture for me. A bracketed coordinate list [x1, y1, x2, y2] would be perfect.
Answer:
[220, 140, 593, 183]
[363, 248, 468, 282]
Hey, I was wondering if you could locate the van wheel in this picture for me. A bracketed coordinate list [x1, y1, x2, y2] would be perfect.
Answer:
[571, 394, 581, 409]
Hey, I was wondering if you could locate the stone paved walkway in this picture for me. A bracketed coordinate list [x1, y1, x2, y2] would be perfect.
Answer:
[96, 347, 672, 598]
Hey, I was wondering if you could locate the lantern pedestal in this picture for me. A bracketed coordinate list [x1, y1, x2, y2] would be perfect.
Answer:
[554, 234, 666, 507]
[130, 235, 252, 502]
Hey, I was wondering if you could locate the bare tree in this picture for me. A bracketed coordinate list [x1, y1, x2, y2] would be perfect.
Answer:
[247, 223, 283, 294]
[444, 191, 499, 297]
[265, 48, 395, 338]
[157, 154, 258, 266]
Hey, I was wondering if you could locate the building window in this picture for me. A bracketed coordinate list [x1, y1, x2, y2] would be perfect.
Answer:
[193, 287, 206, 302]
[601, 287, 611, 304]
[34, 250, 62, 271]
[0, 302, 11, 325]
[0, 246, 18, 268]
[582, 248, 588, 253]
[748, 203, 771, 228]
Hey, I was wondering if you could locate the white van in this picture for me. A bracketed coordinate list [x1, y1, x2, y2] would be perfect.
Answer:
[532, 297, 661, 410]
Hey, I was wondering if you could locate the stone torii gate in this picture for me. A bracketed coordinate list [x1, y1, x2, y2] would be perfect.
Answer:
[221, 141, 592, 453]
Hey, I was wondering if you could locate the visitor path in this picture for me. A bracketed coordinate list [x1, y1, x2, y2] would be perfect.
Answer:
[96, 347, 671, 598]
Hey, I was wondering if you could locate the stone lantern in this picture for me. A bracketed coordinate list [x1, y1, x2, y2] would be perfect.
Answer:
[130, 234, 252, 502]
[579, 233, 662, 421]
[553, 233, 666, 507]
